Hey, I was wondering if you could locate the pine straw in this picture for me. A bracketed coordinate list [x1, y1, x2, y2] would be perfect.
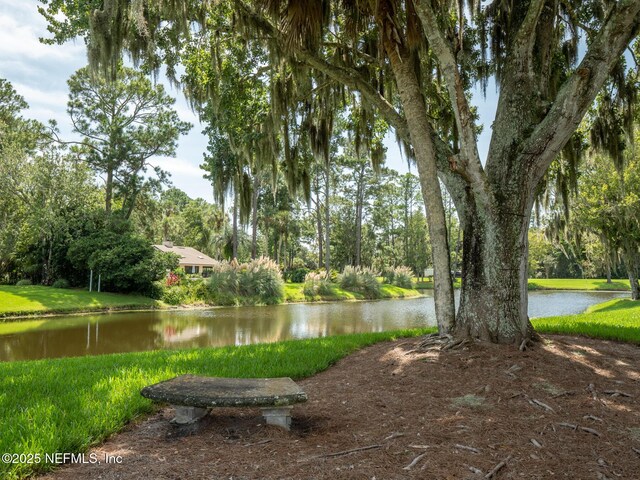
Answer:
[40, 335, 640, 479]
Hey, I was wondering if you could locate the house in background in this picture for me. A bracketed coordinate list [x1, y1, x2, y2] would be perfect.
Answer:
[153, 241, 216, 276]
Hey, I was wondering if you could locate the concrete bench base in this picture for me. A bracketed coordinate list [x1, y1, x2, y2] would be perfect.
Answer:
[170, 405, 294, 429]
[171, 405, 209, 425]
[142, 375, 307, 431]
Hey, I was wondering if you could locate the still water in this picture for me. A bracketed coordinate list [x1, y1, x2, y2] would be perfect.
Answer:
[0, 290, 625, 362]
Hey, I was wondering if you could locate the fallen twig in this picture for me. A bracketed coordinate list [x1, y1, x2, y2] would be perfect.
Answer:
[580, 426, 601, 437]
[632, 447, 640, 456]
[530, 439, 542, 448]
[558, 422, 578, 430]
[552, 391, 575, 398]
[583, 414, 602, 422]
[383, 432, 405, 441]
[484, 455, 511, 479]
[300, 444, 382, 461]
[529, 398, 555, 413]
[603, 390, 633, 398]
[455, 444, 481, 454]
[468, 465, 484, 475]
[403, 452, 427, 470]
[408, 444, 431, 449]
[243, 439, 271, 447]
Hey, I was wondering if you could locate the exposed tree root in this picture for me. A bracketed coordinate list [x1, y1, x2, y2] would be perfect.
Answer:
[417, 333, 472, 351]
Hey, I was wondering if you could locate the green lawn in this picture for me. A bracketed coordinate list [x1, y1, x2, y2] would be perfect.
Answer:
[284, 282, 421, 302]
[533, 298, 640, 343]
[0, 329, 432, 480]
[0, 285, 157, 318]
[413, 278, 630, 291]
[414, 278, 462, 289]
[528, 278, 630, 291]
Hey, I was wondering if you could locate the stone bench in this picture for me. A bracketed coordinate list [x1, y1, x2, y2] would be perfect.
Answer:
[141, 375, 308, 430]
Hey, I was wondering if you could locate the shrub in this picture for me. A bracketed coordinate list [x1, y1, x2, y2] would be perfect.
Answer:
[184, 278, 210, 303]
[16, 279, 32, 286]
[166, 272, 180, 287]
[148, 281, 165, 300]
[384, 266, 414, 289]
[286, 267, 310, 283]
[339, 266, 380, 298]
[51, 279, 70, 289]
[208, 260, 239, 305]
[162, 285, 188, 305]
[207, 257, 284, 305]
[238, 257, 284, 305]
[303, 271, 332, 297]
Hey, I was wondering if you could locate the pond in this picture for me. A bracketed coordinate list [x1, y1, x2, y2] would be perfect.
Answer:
[0, 290, 625, 362]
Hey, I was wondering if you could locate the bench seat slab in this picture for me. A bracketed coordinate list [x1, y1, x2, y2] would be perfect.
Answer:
[141, 375, 308, 408]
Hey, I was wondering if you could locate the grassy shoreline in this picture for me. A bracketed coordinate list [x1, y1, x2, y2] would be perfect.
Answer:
[413, 278, 631, 291]
[0, 283, 423, 321]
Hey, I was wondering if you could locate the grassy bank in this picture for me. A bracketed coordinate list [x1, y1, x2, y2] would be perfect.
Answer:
[284, 282, 422, 303]
[527, 278, 630, 291]
[533, 298, 640, 343]
[414, 278, 631, 291]
[0, 285, 157, 319]
[0, 329, 431, 480]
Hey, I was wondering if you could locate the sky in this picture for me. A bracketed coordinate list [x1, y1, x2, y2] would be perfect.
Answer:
[0, 1, 497, 202]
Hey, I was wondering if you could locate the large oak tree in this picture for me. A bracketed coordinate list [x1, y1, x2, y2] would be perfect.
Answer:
[40, 0, 640, 344]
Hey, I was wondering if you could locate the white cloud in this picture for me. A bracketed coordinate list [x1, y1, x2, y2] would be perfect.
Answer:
[0, 4, 84, 62]
[153, 156, 205, 178]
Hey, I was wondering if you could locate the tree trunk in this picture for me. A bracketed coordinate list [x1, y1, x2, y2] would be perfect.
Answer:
[385, 43, 455, 334]
[622, 247, 639, 300]
[324, 162, 331, 272]
[232, 190, 238, 260]
[455, 190, 536, 344]
[315, 190, 323, 268]
[251, 175, 259, 260]
[105, 167, 113, 215]
[355, 187, 363, 267]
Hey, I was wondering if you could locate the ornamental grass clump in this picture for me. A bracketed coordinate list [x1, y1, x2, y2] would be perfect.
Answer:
[339, 266, 380, 299]
[238, 257, 284, 305]
[208, 260, 240, 305]
[384, 266, 415, 289]
[303, 271, 332, 297]
[208, 257, 284, 305]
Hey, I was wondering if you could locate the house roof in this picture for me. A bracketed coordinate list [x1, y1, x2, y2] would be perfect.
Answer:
[153, 244, 217, 267]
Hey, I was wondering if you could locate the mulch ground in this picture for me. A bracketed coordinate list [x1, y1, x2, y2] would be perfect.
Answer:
[40, 335, 640, 479]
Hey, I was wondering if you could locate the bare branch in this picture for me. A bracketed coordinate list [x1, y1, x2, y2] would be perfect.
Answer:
[413, 0, 491, 209]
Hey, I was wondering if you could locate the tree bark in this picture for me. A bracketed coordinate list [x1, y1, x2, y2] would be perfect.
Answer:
[622, 246, 639, 300]
[380, 15, 455, 333]
[105, 166, 113, 215]
[251, 175, 259, 260]
[354, 165, 364, 266]
[456, 195, 534, 344]
[232, 190, 238, 260]
[324, 161, 331, 272]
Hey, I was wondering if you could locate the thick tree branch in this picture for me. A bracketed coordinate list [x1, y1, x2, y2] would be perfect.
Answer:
[523, 0, 640, 191]
[512, 0, 546, 62]
[413, 0, 490, 209]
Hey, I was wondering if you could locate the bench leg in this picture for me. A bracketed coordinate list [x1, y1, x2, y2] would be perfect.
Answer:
[261, 406, 293, 430]
[171, 405, 208, 425]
